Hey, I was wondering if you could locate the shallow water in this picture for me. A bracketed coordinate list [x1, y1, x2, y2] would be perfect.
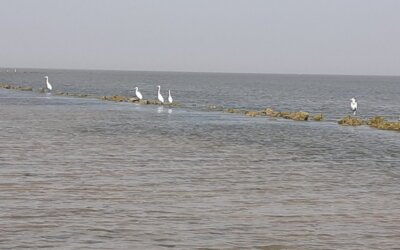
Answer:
[0, 69, 399, 249]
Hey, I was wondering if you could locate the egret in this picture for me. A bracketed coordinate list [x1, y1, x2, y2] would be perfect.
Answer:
[157, 85, 164, 103]
[44, 76, 53, 91]
[168, 89, 173, 103]
[350, 97, 357, 115]
[135, 87, 143, 100]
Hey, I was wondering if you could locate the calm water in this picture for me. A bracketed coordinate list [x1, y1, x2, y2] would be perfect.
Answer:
[0, 69, 399, 249]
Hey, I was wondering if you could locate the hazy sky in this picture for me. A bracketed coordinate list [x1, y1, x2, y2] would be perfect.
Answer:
[1, 0, 399, 75]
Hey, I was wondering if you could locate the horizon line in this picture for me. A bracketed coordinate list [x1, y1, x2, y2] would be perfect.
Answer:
[1, 65, 399, 78]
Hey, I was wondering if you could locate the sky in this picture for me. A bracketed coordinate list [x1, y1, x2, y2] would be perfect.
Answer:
[0, 0, 399, 75]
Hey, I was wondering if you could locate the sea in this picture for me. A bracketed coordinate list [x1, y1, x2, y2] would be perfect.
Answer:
[0, 69, 399, 249]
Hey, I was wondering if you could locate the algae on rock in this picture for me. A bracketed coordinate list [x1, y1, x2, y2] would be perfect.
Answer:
[313, 113, 323, 121]
[368, 116, 400, 131]
[245, 111, 262, 117]
[338, 116, 364, 126]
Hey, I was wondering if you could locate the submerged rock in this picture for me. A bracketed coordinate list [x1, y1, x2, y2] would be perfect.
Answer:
[225, 108, 245, 114]
[0, 84, 11, 89]
[102, 95, 128, 102]
[207, 105, 224, 111]
[71, 93, 88, 97]
[164, 102, 181, 107]
[245, 110, 262, 117]
[101, 96, 169, 106]
[15, 86, 32, 91]
[138, 99, 149, 105]
[313, 113, 324, 121]
[224, 107, 310, 121]
[147, 99, 163, 105]
[55, 92, 88, 97]
[368, 116, 385, 127]
[285, 111, 309, 121]
[0, 83, 32, 91]
[264, 108, 280, 117]
[263, 108, 309, 121]
[129, 97, 140, 103]
[368, 116, 400, 131]
[37, 87, 46, 93]
[338, 116, 364, 126]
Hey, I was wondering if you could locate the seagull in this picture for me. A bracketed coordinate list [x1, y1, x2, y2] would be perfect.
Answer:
[135, 87, 143, 100]
[350, 97, 357, 115]
[44, 76, 53, 91]
[157, 85, 164, 103]
[168, 89, 173, 103]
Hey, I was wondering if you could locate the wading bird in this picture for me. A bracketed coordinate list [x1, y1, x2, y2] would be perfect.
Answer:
[44, 76, 53, 91]
[168, 89, 173, 103]
[135, 87, 143, 100]
[350, 97, 357, 115]
[157, 85, 164, 103]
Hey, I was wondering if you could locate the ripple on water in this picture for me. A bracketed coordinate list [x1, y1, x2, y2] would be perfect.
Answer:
[0, 72, 400, 249]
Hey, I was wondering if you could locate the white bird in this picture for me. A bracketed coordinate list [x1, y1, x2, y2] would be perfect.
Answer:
[135, 87, 143, 100]
[168, 89, 173, 103]
[157, 85, 164, 103]
[44, 76, 53, 91]
[350, 97, 357, 115]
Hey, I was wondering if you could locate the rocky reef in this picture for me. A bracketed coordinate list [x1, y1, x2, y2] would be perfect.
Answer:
[225, 108, 246, 114]
[338, 115, 400, 131]
[55, 91, 88, 98]
[223, 107, 312, 121]
[279, 111, 309, 121]
[312, 113, 324, 121]
[338, 116, 365, 126]
[101, 95, 129, 102]
[245, 110, 262, 117]
[0, 83, 32, 91]
[1, 83, 178, 106]
[264, 108, 280, 117]
[101, 95, 179, 106]
[262, 108, 310, 121]
[368, 116, 400, 131]
[2, 82, 399, 132]
[206, 105, 224, 112]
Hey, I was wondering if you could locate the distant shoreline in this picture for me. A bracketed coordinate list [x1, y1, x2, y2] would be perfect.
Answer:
[1, 67, 399, 78]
